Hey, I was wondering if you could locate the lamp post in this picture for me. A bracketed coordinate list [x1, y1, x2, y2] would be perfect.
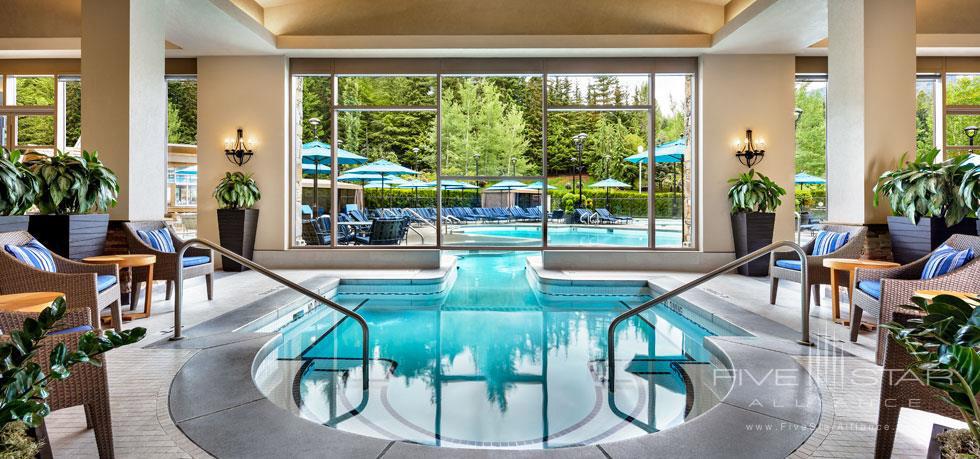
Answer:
[794, 108, 803, 128]
[510, 156, 517, 176]
[573, 133, 587, 207]
[412, 147, 420, 171]
[966, 126, 978, 154]
[474, 153, 481, 185]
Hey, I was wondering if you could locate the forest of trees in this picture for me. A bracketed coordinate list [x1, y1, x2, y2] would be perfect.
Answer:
[167, 79, 198, 145]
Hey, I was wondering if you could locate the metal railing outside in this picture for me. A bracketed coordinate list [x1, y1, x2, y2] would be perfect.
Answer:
[606, 240, 811, 392]
[172, 238, 370, 390]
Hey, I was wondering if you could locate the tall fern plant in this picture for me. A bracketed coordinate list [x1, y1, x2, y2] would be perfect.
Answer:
[727, 169, 786, 214]
[213, 172, 261, 209]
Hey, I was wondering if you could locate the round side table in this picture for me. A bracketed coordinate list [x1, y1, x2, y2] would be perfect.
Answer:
[83, 254, 156, 323]
[822, 258, 900, 325]
[913, 290, 980, 306]
[0, 292, 64, 313]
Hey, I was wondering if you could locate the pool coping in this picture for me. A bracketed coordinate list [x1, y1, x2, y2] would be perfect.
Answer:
[166, 263, 832, 458]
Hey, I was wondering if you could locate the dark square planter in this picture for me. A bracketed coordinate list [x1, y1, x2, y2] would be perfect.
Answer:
[217, 208, 259, 272]
[886, 216, 978, 264]
[28, 214, 110, 260]
[731, 212, 776, 276]
[0, 215, 30, 233]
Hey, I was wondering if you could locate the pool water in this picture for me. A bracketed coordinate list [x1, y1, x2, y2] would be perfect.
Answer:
[263, 252, 724, 449]
[451, 225, 682, 247]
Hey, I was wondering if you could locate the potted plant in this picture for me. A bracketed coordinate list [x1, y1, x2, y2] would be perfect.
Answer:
[0, 297, 144, 455]
[0, 149, 39, 232]
[25, 150, 119, 259]
[873, 148, 976, 264]
[795, 187, 815, 225]
[728, 169, 786, 276]
[563, 195, 576, 224]
[213, 172, 261, 272]
[883, 294, 980, 457]
[960, 158, 980, 236]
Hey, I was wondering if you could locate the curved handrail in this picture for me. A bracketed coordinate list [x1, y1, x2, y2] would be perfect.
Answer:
[606, 240, 810, 393]
[172, 238, 370, 390]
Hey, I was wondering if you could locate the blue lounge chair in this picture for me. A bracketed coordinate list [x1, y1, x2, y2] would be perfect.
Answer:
[596, 208, 630, 224]
[348, 208, 370, 223]
[354, 218, 403, 245]
[574, 208, 596, 224]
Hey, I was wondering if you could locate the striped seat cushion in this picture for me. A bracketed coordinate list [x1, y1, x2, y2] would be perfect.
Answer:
[921, 245, 975, 280]
[4, 239, 56, 272]
[812, 230, 850, 256]
[137, 228, 175, 253]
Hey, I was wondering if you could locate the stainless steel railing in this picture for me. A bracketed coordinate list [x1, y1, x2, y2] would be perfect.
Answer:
[172, 239, 370, 390]
[606, 240, 811, 392]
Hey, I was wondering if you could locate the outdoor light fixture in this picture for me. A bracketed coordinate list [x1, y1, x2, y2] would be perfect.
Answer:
[309, 117, 322, 140]
[224, 128, 254, 166]
[573, 133, 588, 206]
[794, 108, 803, 127]
[965, 126, 978, 153]
[733, 129, 765, 167]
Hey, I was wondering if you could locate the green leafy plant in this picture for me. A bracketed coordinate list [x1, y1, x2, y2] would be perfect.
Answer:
[25, 150, 119, 215]
[213, 172, 261, 209]
[882, 294, 980, 445]
[0, 149, 39, 216]
[873, 148, 971, 227]
[960, 159, 980, 217]
[0, 297, 145, 430]
[727, 169, 786, 214]
[795, 188, 815, 211]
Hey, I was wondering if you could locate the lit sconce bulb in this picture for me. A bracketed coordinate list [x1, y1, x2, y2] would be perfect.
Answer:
[757, 138, 766, 149]
[247, 138, 257, 149]
[224, 139, 233, 149]
[733, 139, 742, 150]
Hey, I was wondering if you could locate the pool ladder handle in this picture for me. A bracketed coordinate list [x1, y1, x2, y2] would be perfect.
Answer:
[171, 238, 370, 390]
[606, 240, 811, 393]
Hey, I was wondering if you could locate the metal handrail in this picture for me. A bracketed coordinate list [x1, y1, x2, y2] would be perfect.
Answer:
[606, 240, 811, 392]
[172, 238, 370, 390]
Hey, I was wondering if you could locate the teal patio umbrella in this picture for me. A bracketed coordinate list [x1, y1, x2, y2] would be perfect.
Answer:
[301, 140, 366, 216]
[429, 180, 479, 207]
[399, 179, 432, 207]
[794, 172, 826, 185]
[343, 160, 419, 208]
[626, 137, 686, 192]
[589, 178, 631, 209]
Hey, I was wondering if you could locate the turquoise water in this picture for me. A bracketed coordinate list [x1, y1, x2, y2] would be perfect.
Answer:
[271, 252, 720, 449]
[452, 225, 682, 247]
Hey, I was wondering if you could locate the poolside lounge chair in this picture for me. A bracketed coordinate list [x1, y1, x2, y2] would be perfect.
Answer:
[0, 308, 115, 458]
[123, 221, 214, 313]
[334, 214, 358, 245]
[348, 208, 370, 223]
[769, 224, 867, 308]
[850, 234, 980, 364]
[302, 219, 327, 245]
[596, 208, 632, 224]
[355, 218, 403, 245]
[574, 208, 596, 224]
[0, 231, 122, 332]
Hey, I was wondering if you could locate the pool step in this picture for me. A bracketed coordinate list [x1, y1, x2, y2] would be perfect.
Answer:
[307, 357, 397, 373]
[625, 354, 691, 375]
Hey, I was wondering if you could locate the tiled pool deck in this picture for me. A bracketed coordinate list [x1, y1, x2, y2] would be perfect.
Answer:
[44, 255, 951, 458]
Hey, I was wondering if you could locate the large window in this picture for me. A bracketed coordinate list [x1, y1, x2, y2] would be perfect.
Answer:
[0, 74, 80, 155]
[794, 76, 828, 223]
[166, 77, 198, 238]
[290, 60, 697, 250]
[945, 73, 980, 155]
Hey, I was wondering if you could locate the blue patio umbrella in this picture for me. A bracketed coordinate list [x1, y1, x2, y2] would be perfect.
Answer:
[343, 160, 420, 208]
[486, 180, 528, 191]
[301, 163, 331, 175]
[399, 179, 432, 206]
[426, 180, 479, 207]
[301, 140, 367, 217]
[626, 138, 687, 192]
[175, 165, 197, 175]
[589, 178, 631, 208]
[794, 172, 826, 186]
[522, 181, 556, 190]
[364, 177, 407, 189]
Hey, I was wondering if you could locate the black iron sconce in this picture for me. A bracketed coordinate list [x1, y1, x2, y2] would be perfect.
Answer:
[224, 128, 254, 166]
[733, 129, 766, 167]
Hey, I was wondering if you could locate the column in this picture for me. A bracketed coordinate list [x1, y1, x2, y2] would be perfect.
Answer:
[826, 0, 916, 225]
[81, 0, 167, 221]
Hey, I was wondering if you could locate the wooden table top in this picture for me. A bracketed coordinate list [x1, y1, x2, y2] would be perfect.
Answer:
[822, 258, 901, 271]
[914, 290, 980, 305]
[83, 254, 156, 268]
[0, 292, 64, 313]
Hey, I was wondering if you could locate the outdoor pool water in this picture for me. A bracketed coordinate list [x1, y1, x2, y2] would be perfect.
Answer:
[258, 252, 728, 449]
[450, 225, 683, 247]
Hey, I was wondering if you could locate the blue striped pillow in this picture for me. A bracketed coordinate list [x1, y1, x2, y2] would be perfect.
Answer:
[921, 244, 974, 280]
[812, 230, 850, 256]
[137, 228, 175, 253]
[4, 239, 57, 272]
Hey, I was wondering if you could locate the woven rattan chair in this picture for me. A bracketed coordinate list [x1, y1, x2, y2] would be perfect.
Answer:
[122, 222, 213, 311]
[0, 231, 122, 332]
[769, 224, 867, 307]
[852, 234, 980, 365]
[0, 309, 114, 459]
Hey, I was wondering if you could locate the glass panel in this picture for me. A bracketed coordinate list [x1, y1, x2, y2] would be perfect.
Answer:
[441, 179, 544, 248]
[337, 76, 437, 106]
[915, 79, 939, 152]
[440, 76, 543, 176]
[546, 110, 649, 247]
[15, 115, 54, 147]
[293, 76, 333, 247]
[547, 74, 650, 106]
[654, 74, 694, 248]
[946, 114, 980, 148]
[14, 76, 55, 106]
[946, 74, 980, 106]
[167, 79, 198, 145]
[64, 79, 82, 152]
[0, 115, 6, 150]
[794, 79, 828, 225]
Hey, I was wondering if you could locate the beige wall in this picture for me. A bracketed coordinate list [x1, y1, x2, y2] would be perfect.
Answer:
[197, 56, 290, 253]
[699, 54, 797, 253]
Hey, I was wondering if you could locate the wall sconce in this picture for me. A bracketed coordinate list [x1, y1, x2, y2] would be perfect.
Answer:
[224, 128, 254, 166]
[733, 129, 765, 167]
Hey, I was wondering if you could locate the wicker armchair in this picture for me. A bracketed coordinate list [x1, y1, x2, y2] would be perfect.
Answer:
[0, 309, 115, 459]
[122, 221, 214, 311]
[852, 234, 980, 365]
[0, 231, 122, 332]
[769, 224, 867, 307]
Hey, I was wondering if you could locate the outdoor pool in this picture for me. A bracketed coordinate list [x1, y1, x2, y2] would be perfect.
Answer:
[255, 252, 731, 449]
[448, 225, 683, 247]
